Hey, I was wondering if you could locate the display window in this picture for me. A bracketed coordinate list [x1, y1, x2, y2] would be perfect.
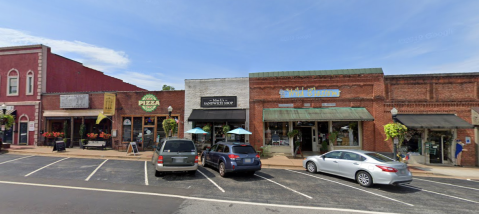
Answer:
[264, 122, 289, 146]
[332, 121, 359, 146]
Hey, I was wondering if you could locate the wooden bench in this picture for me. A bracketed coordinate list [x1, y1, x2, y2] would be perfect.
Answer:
[83, 141, 107, 150]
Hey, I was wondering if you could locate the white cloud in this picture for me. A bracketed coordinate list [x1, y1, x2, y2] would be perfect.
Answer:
[422, 55, 479, 74]
[0, 28, 129, 72]
[112, 71, 183, 91]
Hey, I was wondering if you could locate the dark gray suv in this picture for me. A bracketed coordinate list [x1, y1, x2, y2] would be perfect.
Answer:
[151, 139, 198, 177]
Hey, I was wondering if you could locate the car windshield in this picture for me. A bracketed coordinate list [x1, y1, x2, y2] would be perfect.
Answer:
[364, 153, 394, 162]
[232, 146, 256, 154]
[163, 141, 195, 153]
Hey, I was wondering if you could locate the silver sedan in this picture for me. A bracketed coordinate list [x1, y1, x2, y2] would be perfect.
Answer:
[303, 149, 412, 187]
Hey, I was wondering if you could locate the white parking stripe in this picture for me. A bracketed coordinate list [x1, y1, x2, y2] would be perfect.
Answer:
[25, 157, 69, 177]
[255, 174, 313, 199]
[144, 161, 149, 186]
[0, 180, 397, 214]
[400, 184, 479, 204]
[85, 159, 108, 181]
[286, 169, 414, 207]
[415, 178, 479, 191]
[0, 155, 34, 165]
[197, 169, 225, 193]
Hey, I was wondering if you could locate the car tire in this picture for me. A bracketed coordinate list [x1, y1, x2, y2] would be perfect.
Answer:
[155, 170, 163, 177]
[356, 171, 373, 187]
[188, 170, 196, 175]
[201, 155, 207, 167]
[219, 162, 227, 177]
[306, 161, 317, 173]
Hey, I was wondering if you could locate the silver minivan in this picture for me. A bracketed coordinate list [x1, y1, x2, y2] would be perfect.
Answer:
[151, 139, 198, 176]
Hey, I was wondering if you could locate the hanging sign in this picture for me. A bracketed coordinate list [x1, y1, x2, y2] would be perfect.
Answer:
[28, 121, 35, 131]
[103, 93, 116, 115]
[123, 118, 131, 125]
[138, 94, 160, 112]
[60, 94, 89, 108]
[201, 96, 237, 107]
[280, 87, 341, 98]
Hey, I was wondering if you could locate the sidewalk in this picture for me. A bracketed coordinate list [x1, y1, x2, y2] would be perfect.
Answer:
[2, 145, 479, 179]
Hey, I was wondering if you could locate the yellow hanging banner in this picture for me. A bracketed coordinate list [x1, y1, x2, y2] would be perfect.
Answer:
[103, 93, 116, 115]
[96, 112, 107, 124]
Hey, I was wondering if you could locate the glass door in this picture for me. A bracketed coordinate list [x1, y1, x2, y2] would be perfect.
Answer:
[19, 122, 28, 145]
[428, 130, 453, 164]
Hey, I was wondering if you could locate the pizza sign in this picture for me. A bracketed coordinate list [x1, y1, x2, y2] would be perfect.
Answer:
[138, 94, 160, 112]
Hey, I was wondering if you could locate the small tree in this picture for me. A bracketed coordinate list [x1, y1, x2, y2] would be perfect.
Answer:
[162, 118, 177, 138]
[384, 122, 408, 161]
[162, 85, 175, 91]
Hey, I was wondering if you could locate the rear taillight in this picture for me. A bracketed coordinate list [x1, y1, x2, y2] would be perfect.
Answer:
[157, 156, 163, 164]
[228, 154, 240, 160]
[255, 154, 260, 158]
[194, 155, 198, 163]
[376, 165, 397, 172]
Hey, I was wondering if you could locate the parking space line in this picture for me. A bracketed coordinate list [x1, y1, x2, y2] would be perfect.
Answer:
[286, 169, 414, 206]
[0, 155, 34, 165]
[400, 184, 479, 204]
[144, 161, 149, 186]
[254, 174, 313, 199]
[197, 169, 225, 193]
[0, 180, 397, 214]
[85, 159, 108, 181]
[415, 178, 479, 191]
[25, 157, 69, 177]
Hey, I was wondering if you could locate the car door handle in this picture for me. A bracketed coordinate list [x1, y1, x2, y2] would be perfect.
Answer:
[333, 161, 338, 163]
[353, 163, 359, 165]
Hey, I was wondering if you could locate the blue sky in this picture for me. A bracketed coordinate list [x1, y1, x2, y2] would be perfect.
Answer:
[1, 0, 478, 90]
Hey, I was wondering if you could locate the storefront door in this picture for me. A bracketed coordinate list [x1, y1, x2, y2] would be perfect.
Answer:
[1, 126, 13, 144]
[301, 127, 313, 151]
[428, 130, 453, 164]
[19, 122, 28, 144]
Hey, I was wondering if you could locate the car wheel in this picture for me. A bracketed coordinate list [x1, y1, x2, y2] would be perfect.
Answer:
[155, 170, 163, 177]
[356, 171, 373, 187]
[201, 155, 207, 167]
[219, 162, 227, 177]
[188, 170, 196, 175]
[306, 161, 317, 173]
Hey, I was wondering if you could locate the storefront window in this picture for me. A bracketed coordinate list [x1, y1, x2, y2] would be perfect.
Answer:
[332, 121, 359, 146]
[264, 122, 289, 146]
[403, 129, 422, 155]
[133, 117, 142, 144]
[122, 117, 132, 141]
[144, 117, 155, 126]
[156, 116, 166, 143]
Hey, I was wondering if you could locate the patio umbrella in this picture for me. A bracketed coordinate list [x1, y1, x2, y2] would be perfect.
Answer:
[227, 127, 252, 135]
[185, 127, 208, 134]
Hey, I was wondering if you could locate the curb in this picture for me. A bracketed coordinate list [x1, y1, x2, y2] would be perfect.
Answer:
[3, 150, 150, 161]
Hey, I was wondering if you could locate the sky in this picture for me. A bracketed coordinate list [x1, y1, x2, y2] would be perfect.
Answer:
[1, 0, 478, 90]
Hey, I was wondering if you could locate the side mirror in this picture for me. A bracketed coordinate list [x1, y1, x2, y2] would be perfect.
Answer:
[322, 155, 325, 160]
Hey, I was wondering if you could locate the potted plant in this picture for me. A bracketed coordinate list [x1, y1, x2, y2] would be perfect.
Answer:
[328, 131, 339, 146]
[87, 133, 98, 140]
[222, 125, 230, 136]
[321, 140, 329, 154]
[202, 124, 211, 133]
[100, 132, 111, 139]
[81, 139, 88, 146]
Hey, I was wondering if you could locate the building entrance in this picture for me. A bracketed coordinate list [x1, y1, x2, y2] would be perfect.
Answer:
[301, 127, 313, 151]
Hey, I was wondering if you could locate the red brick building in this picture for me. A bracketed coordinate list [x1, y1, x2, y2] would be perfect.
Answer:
[249, 69, 478, 166]
[0, 45, 144, 146]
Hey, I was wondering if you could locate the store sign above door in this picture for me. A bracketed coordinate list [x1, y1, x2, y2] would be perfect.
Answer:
[138, 94, 160, 112]
[201, 96, 237, 108]
[60, 94, 89, 108]
[279, 87, 341, 98]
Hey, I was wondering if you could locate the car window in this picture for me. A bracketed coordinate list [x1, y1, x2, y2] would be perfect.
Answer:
[341, 152, 362, 161]
[223, 146, 230, 153]
[324, 151, 342, 159]
[364, 153, 394, 162]
[232, 146, 256, 154]
[210, 145, 218, 152]
[162, 140, 195, 153]
[216, 144, 225, 152]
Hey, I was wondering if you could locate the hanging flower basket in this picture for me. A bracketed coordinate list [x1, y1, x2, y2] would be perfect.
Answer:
[87, 133, 98, 140]
[202, 124, 211, 133]
[99, 132, 111, 139]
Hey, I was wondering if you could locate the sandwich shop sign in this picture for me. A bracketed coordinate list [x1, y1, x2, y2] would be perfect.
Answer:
[139, 94, 160, 112]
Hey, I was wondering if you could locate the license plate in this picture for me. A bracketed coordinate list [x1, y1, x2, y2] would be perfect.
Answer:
[244, 158, 252, 163]
[173, 158, 184, 163]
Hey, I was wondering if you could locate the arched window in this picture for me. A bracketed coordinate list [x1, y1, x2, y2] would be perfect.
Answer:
[7, 68, 19, 96]
[26, 70, 34, 95]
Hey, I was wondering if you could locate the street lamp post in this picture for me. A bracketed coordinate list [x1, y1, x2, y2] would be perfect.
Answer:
[391, 107, 398, 161]
[168, 106, 173, 118]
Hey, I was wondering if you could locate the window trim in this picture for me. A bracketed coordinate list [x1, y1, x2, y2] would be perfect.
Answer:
[26, 70, 34, 95]
[7, 68, 19, 96]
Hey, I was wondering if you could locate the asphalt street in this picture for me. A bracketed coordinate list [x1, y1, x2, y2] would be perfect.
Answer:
[0, 153, 478, 214]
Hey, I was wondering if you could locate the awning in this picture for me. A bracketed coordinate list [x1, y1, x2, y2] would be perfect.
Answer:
[188, 109, 246, 122]
[395, 114, 473, 129]
[43, 109, 112, 117]
[263, 108, 374, 122]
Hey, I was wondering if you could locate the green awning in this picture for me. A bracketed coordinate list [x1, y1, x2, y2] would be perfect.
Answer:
[395, 114, 473, 129]
[263, 108, 374, 122]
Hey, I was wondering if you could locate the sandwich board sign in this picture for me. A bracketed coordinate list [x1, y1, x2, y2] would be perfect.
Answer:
[127, 142, 139, 156]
